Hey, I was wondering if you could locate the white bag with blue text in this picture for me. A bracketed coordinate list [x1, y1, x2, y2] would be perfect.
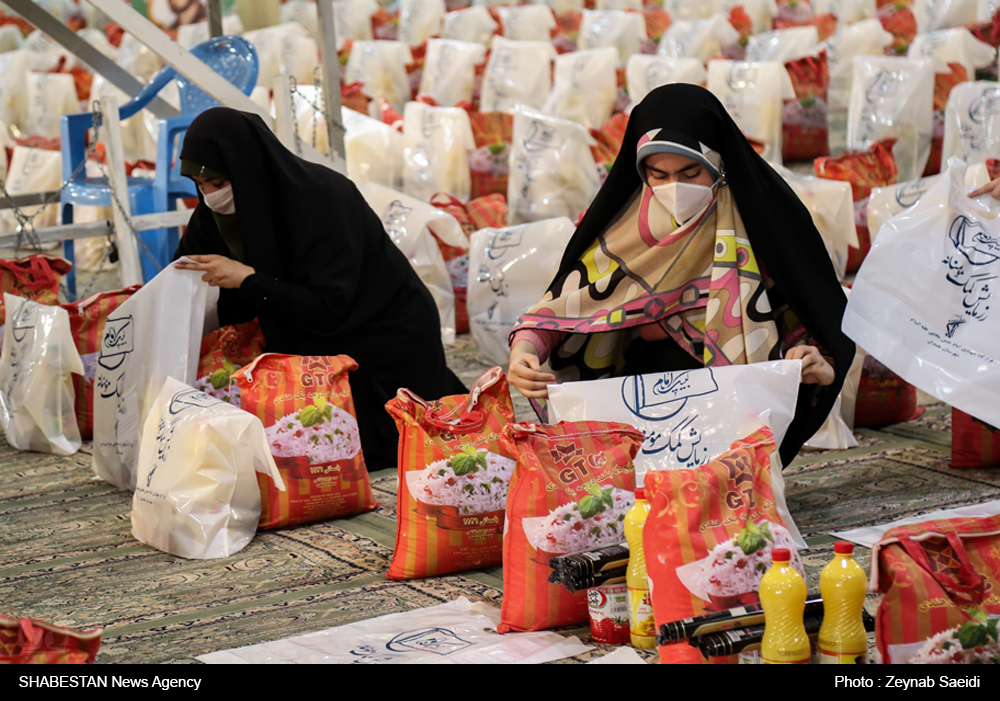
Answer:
[843, 159, 1000, 429]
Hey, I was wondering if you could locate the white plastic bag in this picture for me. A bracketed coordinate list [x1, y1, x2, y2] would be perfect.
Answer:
[548, 361, 803, 485]
[508, 104, 600, 225]
[0, 24, 21, 53]
[116, 32, 163, 83]
[625, 55, 707, 110]
[711, 0, 774, 34]
[402, 101, 476, 202]
[542, 47, 618, 129]
[658, 14, 740, 63]
[843, 159, 1000, 428]
[360, 182, 468, 345]
[595, 0, 641, 9]
[498, 5, 556, 41]
[913, 0, 978, 33]
[89, 75, 159, 163]
[707, 60, 796, 165]
[745, 27, 821, 63]
[92, 263, 215, 491]
[847, 56, 935, 181]
[131, 377, 284, 560]
[399, 0, 447, 46]
[661, 0, 715, 21]
[22, 29, 72, 72]
[803, 316, 863, 450]
[979, 0, 1000, 21]
[345, 40, 415, 114]
[443, 6, 499, 46]
[774, 165, 859, 280]
[811, 0, 877, 26]
[197, 597, 591, 664]
[539, 0, 584, 14]
[0, 295, 83, 456]
[822, 19, 894, 111]
[942, 82, 1000, 167]
[480, 36, 557, 112]
[578, 10, 647, 68]
[419, 39, 487, 106]
[0, 51, 29, 133]
[467, 217, 576, 366]
[244, 23, 319, 88]
[24, 73, 78, 141]
[176, 15, 245, 49]
[0, 147, 61, 234]
[332, 0, 379, 49]
[343, 106, 406, 190]
[908, 28, 997, 78]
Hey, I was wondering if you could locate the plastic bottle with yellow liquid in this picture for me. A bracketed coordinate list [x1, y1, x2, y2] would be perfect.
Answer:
[624, 488, 655, 648]
[760, 548, 810, 664]
[818, 541, 868, 664]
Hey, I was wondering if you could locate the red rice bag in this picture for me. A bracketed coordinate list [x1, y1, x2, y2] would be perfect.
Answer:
[782, 50, 829, 162]
[61, 285, 141, 441]
[923, 63, 969, 177]
[644, 427, 805, 664]
[467, 193, 508, 231]
[0, 255, 72, 322]
[877, 1, 917, 55]
[385, 367, 516, 580]
[0, 617, 101, 664]
[233, 354, 375, 530]
[951, 409, 1000, 469]
[467, 110, 513, 200]
[814, 138, 898, 274]
[430, 193, 475, 335]
[195, 319, 266, 403]
[854, 354, 923, 427]
[498, 420, 643, 634]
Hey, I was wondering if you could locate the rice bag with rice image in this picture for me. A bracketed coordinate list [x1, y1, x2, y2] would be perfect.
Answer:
[194, 319, 266, 404]
[643, 426, 806, 664]
[498, 420, 643, 634]
[233, 353, 375, 530]
[385, 366, 516, 580]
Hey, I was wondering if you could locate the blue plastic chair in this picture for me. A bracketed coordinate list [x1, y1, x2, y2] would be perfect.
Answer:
[60, 35, 258, 295]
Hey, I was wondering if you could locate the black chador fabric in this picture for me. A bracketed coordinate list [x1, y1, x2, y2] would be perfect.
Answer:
[550, 84, 856, 466]
[174, 108, 466, 468]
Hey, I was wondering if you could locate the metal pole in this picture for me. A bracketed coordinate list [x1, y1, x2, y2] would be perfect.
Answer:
[99, 96, 144, 288]
[207, 0, 224, 38]
[314, 0, 346, 168]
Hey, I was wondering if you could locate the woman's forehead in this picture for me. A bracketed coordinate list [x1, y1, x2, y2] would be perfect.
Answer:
[644, 152, 701, 173]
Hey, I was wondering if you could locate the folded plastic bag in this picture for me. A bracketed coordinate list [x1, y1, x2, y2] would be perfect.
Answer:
[402, 101, 476, 202]
[497, 5, 556, 41]
[346, 40, 415, 114]
[443, 6, 499, 46]
[707, 60, 796, 165]
[821, 18, 894, 111]
[419, 39, 487, 106]
[542, 47, 618, 129]
[908, 27, 997, 78]
[914, 0, 977, 33]
[843, 159, 1000, 429]
[332, 0, 379, 49]
[197, 597, 591, 664]
[625, 55, 707, 110]
[0, 147, 62, 234]
[508, 105, 600, 225]
[399, 0, 447, 45]
[467, 217, 576, 366]
[942, 82, 1000, 166]
[548, 361, 802, 485]
[480, 36, 557, 112]
[658, 14, 740, 63]
[746, 26, 820, 63]
[92, 263, 214, 491]
[811, 0, 877, 27]
[0, 295, 83, 456]
[578, 10, 647, 68]
[361, 182, 468, 344]
[131, 377, 284, 559]
[712, 0, 774, 34]
[847, 56, 935, 181]
[343, 106, 406, 190]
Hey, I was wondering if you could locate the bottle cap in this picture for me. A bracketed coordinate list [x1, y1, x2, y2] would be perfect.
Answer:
[771, 548, 790, 562]
[635, 488, 645, 501]
[834, 541, 855, 555]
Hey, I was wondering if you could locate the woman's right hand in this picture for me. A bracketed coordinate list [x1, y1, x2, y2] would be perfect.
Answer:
[508, 340, 556, 399]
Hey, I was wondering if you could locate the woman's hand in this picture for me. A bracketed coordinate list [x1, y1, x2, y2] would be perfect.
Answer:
[786, 345, 835, 387]
[508, 340, 556, 399]
[968, 178, 1000, 200]
[175, 255, 255, 289]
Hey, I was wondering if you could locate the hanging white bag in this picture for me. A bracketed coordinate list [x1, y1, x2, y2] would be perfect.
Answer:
[399, 0, 447, 46]
[745, 26, 820, 63]
[480, 36, 557, 113]
[0, 295, 83, 456]
[625, 55, 707, 110]
[847, 56, 935, 181]
[941, 82, 1000, 167]
[578, 11, 647, 69]
[497, 5, 556, 42]
[92, 264, 215, 491]
[443, 6, 499, 47]
[343, 106, 406, 190]
[658, 14, 740, 64]
[360, 182, 467, 345]
[542, 47, 619, 129]
[345, 41, 415, 116]
[843, 159, 1000, 429]
[508, 104, 600, 226]
[908, 28, 997, 79]
[402, 101, 476, 202]
[131, 377, 285, 560]
[913, 0, 978, 33]
[547, 361, 803, 485]
[821, 19, 894, 111]
[467, 217, 576, 366]
[419, 39, 487, 106]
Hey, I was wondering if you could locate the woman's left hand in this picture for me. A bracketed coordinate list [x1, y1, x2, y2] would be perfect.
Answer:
[968, 178, 1000, 200]
[174, 255, 254, 289]
[785, 345, 835, 387]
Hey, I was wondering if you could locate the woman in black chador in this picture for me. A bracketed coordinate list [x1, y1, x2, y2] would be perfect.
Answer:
[174, 107, 466, 469]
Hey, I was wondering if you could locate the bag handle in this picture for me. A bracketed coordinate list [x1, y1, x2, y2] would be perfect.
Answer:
[397, 366, 504, 434]
[1, 256, 57, 291]
[898, 533, 986, 606]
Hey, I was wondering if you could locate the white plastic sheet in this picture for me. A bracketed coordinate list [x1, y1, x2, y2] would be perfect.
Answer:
[131, 377, 284, 560]
[443, 6, 499, 46]
[480, 36, 557, 113]
[345, 41, 415, 114]
[847, 56, 935, 181]
[360, 183, 468, 345]
[942, 81, 1000, 166]
[543, 47, 618, 129]
[399, 0, 447, 46]
[402, 101, 476, 202]
[498, 5, 556, 42]
[197, 597, 591, 664]
[343, 106, 406, 190]
[92, 263, 215, 491]
[821, 19, 894, 111]
[745, 27, 820, 63]
[658, 14, 740, 64]
[908, 28, 997, 78]
[578, 10, 647, 68]
[419, 39, 487, 106]
[467, 217, 576, 366]
[913, 0, 978, 33]
[0, 295, 83, 456]
[625, 55, 707, 110]
[508, 104, 600, 225]
[548, 361, 803, 485]
[843, 159, 1000, 429]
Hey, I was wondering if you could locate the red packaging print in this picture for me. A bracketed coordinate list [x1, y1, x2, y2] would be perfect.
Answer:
[385, 367, 516, 580]
[498, 420, 643, 634]
[814, 138, 898, 273]
[430, 193, 475, 335]
[951, 408, 1000, 469]
[643, 428, 805, 664]
[467, 193, 508, 231]
[773, 0, 813, 28]
[923, 63, 969, 177]
[61, 285, 141, 441]
[467, 110, 513, 200]
[588, 583, 630, 644]
[854, 354, 923, 427]
[782, 50, 830, 162]
[195, 319, 266, 403]
[878, 2, 917, 55]
[0, 617, 102, 664]
[0, 255, 72, 322]
[234, 354, 374, 530]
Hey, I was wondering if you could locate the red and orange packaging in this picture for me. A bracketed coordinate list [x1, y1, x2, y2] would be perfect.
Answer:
[195, 319, 266, 403]
[233, 354, 375, 530]
[782, 50, 829, 162]
[498, 420, 643, 634]
[588, 583, 630, 645]
[643, 427, 805, 664]
[385, 367, 516, 580]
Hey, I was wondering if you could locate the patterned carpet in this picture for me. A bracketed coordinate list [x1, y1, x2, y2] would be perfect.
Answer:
[1, 337, 996, 664]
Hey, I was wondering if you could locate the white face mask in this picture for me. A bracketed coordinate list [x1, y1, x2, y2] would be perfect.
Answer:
[201, 184, 235, 215]
[651, 180, 716, 226]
